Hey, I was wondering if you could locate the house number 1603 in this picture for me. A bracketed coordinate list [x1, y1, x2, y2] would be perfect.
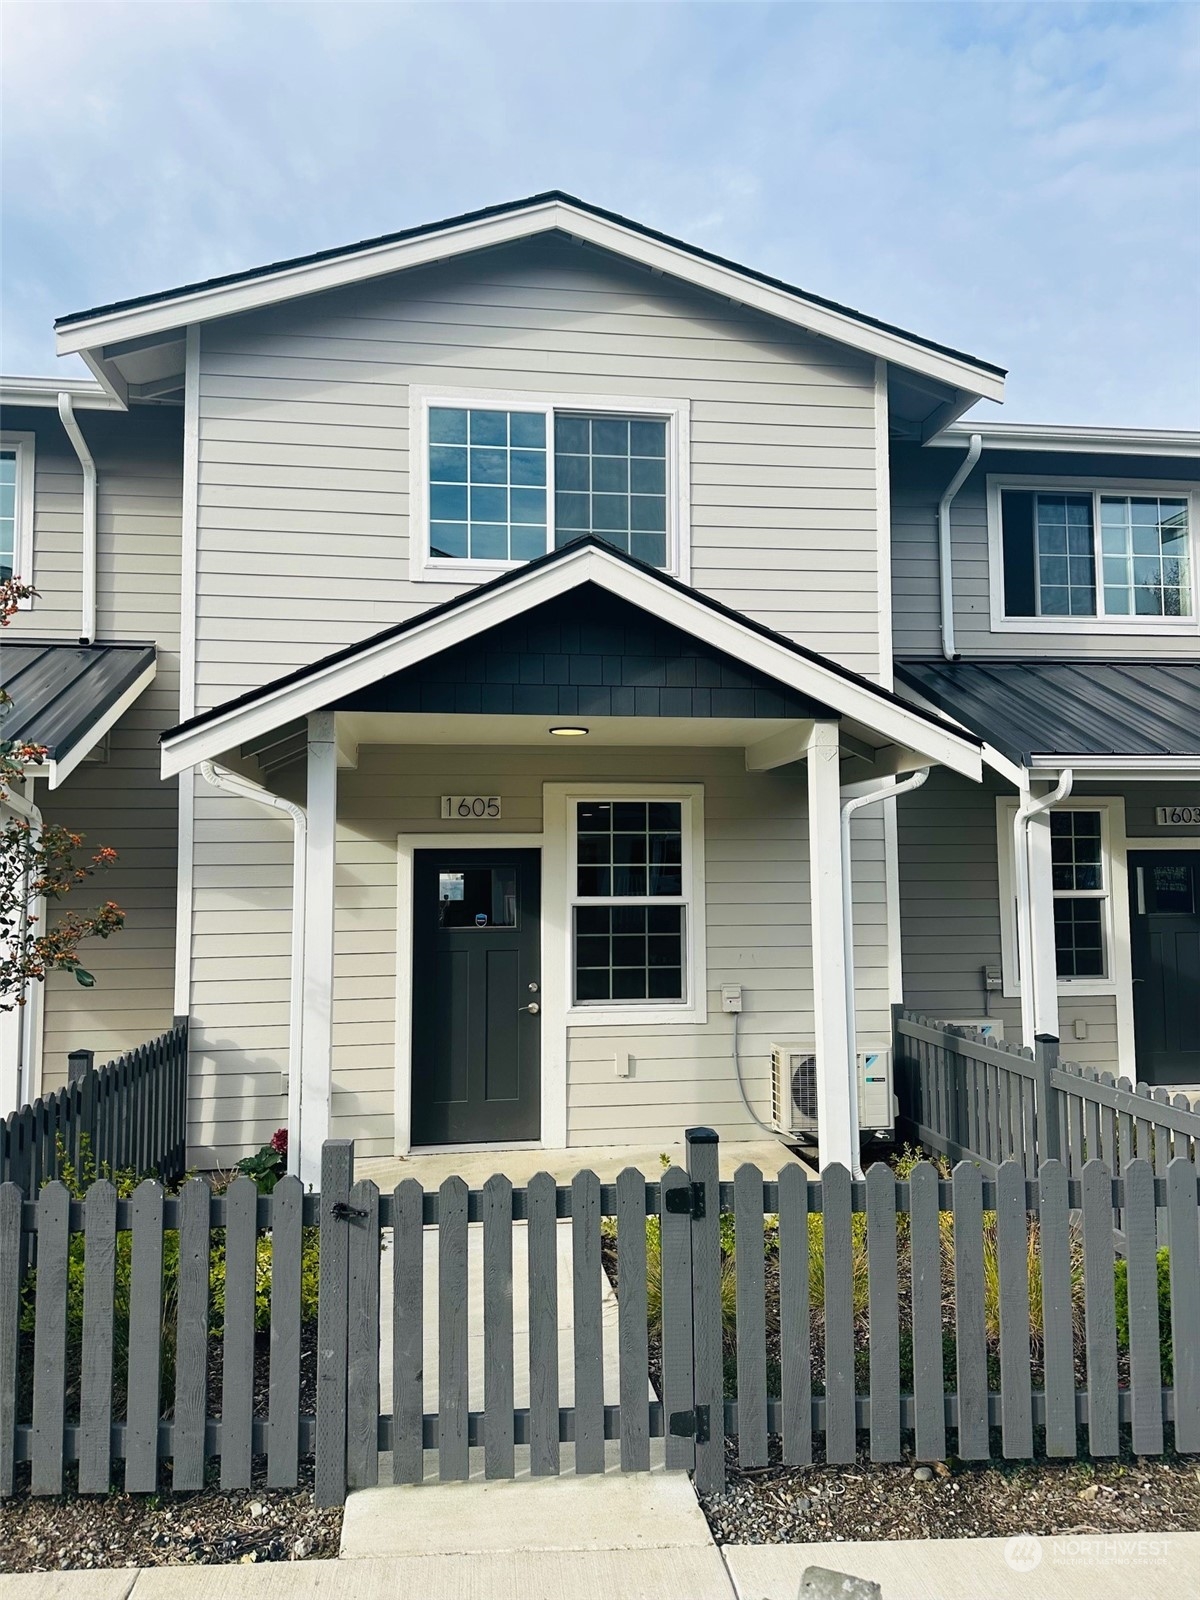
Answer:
[441, 795, 502, 820]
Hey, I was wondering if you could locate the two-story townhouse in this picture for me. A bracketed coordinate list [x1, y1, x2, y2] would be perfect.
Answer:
[3, 193, 1196, 1185]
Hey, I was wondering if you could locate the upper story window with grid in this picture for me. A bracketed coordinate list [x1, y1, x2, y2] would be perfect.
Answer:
[0, 434, 35, 593]
[412, 389, 688, 583]
[990, 477, 1198, 632]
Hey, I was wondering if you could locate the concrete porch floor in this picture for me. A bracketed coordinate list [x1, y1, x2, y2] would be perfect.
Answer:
[356, 1135, 815, 1190]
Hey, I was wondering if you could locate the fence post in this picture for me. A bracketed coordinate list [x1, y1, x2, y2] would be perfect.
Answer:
[1034, 1036, 1062, 1167]
[685, 1126, 724, 1495]
[315, 1139, 353, 1507]
[68, 1049, 96, 1173]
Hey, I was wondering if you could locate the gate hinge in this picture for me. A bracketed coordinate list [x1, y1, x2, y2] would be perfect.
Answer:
[668, 1404, 710, 1444]
[664, 1181, 706, 1219]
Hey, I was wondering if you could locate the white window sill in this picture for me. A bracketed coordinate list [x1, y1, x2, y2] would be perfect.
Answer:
[566, 1001, 708, 1028]
[1002, 979, 1119, 1001]
[992, 615, 1199, 637]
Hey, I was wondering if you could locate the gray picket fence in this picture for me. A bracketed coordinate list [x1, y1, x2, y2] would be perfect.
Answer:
[894, 1009, 1200, 1183]
[1, 1129, 1198, 1508]
[0, 1018, 189, 1194]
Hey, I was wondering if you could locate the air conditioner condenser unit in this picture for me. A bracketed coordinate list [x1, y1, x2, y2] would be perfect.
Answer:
[770, 1042, 894, 1144]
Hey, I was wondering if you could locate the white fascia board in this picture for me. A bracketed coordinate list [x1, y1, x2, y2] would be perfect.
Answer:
[0, 375, 125, 412]
[934, 422, 1200, 458]
[161, 547, 982, 781]
[48, 659, 157, 788]
[57, 200, 1005, 402]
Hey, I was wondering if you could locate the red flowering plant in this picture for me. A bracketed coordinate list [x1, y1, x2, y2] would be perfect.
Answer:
[235, 1128, 290, 1192]
[1, 577, 124, 1011]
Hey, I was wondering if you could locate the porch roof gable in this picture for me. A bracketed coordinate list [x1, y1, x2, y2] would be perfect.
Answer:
[160, 540, 984, 780]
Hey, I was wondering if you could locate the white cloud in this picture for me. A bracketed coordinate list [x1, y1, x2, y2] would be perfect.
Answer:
[2, 0, 1196, 423]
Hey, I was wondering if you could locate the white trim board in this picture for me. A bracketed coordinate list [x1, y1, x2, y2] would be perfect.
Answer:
[162, 544, 984, 783]
[394, 832, 548, 1156]
[55, 197, 1006, 402]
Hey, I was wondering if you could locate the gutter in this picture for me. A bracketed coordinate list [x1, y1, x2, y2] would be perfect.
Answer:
[1013, 769, 1073, 1047]
[840, 767, 929, 1177]
[57, 393, 97, 644]
[200, 761, 307, 1176]
[937, 431, 981, 662]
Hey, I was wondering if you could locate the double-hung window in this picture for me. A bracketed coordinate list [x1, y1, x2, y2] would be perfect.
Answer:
[0, 433, 35, 592]
[991, 477, 1198, 630]
[413, 389, 688, 581]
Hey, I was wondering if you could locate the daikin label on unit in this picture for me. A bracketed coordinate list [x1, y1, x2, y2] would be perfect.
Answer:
[441, 795, 502, 820]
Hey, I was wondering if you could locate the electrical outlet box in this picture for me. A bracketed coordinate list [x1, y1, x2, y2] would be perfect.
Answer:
[983, 965, 1003, 992]
[721, 984, 743, 1013]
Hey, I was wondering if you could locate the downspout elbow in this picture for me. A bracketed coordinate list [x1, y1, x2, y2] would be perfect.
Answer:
[937, 432, 981, 662]
[58, 393, 97, 645]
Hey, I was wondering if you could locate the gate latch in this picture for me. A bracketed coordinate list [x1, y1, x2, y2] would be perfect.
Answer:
[331, 1201, 368, 1221]
[664, 1182, 706, 1219]
[668, 1405, 710, 1443]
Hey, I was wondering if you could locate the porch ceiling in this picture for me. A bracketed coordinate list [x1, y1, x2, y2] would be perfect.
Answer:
[336, 710, 801, 751]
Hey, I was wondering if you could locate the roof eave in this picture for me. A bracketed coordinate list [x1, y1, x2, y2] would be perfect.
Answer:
[933, 422, 1200, 458]
[55, 196, 1006, 403]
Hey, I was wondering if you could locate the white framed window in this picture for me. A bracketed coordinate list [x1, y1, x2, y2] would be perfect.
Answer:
[996, 797, 1128, 996]
[544, 782, 706, 1027]
[0, 433, 35, 598]
[409, 386, 690, 584]
[987, 476, 1199, 634]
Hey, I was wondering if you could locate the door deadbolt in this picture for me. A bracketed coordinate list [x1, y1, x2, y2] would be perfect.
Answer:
[528, 981, 540, 992]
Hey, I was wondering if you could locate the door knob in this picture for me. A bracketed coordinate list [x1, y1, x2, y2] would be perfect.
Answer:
[520, 1002, 540, 1015]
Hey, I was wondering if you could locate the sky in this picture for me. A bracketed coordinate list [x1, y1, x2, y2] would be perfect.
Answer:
[2, 1, 1198, 427]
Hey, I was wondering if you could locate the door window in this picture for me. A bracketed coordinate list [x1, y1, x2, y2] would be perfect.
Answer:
[436, 866, 517, 928]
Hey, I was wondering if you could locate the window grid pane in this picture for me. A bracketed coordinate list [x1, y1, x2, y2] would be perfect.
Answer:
[1050, 810, 1103, 892]
[554, 414, 668, 568]
[1053, 898, 1105, 978]
[1098, 496, 1191, 618]
[1049, 809, 1107, 979]
[429, 407, 547, 562]
[573, 904, 684, 1003]
[1035, 494, 1095, 617]
[575, 800, 683, 898]
[0, 451, 16, 581]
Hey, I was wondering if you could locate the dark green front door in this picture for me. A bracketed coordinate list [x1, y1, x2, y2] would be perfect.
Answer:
[411, 849, 541, 1144]
[1130, 851, 1200, 1085]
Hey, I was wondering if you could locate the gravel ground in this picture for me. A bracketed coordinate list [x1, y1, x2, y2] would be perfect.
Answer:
[700, 1440, 1200, 1544]
[0, 1463, 342, 1571]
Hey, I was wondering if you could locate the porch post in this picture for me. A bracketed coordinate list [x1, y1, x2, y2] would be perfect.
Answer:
[806, 721, 854, 1172]
[300, 710, 337, 1189]
[1026, 808, 1061, 1045]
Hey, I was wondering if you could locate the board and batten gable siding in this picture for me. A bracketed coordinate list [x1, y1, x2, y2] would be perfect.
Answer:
[1, 406, 184, 1080]
[186, 745, 891, 1165]
[891, 443, 1200, 659]
[896, 766, 1119, 1071]
[192, 232, 884, 708]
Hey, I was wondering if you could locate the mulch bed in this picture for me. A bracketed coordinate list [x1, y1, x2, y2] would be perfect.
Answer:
[0, 1326, 341, 1573]
[700, 1437, 1200, 1544]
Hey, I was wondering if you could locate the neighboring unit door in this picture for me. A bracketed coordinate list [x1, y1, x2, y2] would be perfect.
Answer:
[411, 849, 541, 1144]
[1129, 851, 1200, 1085]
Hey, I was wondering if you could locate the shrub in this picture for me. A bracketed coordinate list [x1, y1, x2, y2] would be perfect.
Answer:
[1114, 1246, 1172, 1384]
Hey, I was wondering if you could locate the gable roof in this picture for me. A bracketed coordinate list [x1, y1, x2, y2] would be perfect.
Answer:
[161, 537, 983, 781]
[56, 192, 1005, 406]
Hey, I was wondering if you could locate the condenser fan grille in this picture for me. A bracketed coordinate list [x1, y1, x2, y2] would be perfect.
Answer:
[791, 1054, 818, 1121]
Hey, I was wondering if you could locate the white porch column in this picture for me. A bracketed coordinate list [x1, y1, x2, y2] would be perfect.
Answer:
[300, 710, 337, 1189]
[1026, 807, 1062, 1044]
[806, 720, 854, 1172]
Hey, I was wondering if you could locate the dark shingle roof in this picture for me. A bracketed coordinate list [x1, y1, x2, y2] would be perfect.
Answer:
[1, 641, 156, 760]
[895, 659, 1200, 765]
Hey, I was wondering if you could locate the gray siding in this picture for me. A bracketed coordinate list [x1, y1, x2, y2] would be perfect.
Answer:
[187, 745, 890, 1165]
[193, 234, 883, 705]
[892, 444, 1200, 659]
[2, 407, 183, 1080]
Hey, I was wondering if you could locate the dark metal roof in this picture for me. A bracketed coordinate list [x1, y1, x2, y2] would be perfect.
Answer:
[895, 659, 1200, 764]
[164, 536, 979, 750]
[54, 191, 1005, 378]
[0, 641, 156, 760]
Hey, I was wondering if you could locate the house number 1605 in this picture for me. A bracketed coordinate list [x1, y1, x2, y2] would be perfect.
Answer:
[441, 795, 502, 819]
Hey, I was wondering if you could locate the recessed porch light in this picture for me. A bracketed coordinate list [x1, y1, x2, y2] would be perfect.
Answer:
[549, 725, 589, 737]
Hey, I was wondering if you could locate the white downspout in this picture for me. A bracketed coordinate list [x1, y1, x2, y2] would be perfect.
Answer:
[2, 779, 44, 1109]
[840, 767, 929, 1177]
[57, 394, 97, 645]
[1013, 769, 1073, 1047]
[200, 761, 307, 1176]
[937, 432, 981, 662]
